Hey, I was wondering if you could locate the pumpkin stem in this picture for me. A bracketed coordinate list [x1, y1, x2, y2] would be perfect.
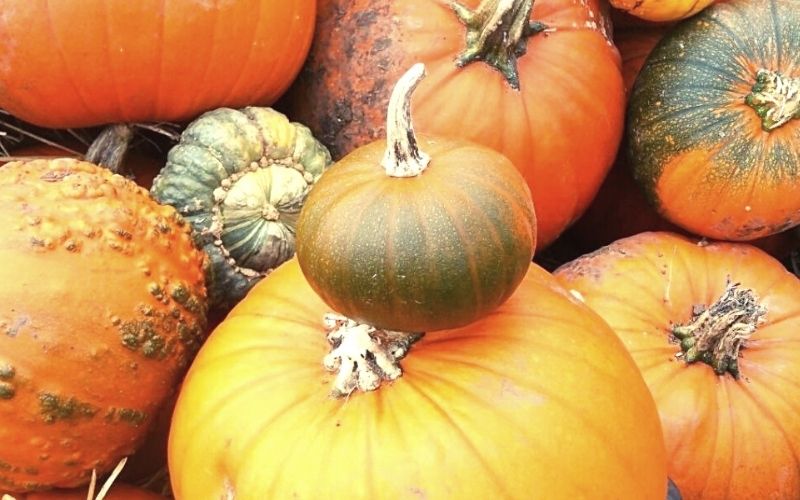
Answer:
[85, 124, 134, 174]
[450, 0, 546, 90]
[745, 69, 800, 131]
[322, 312, 423, 398]
[381, 63, 431, 177]
[672, 280, 766, 378]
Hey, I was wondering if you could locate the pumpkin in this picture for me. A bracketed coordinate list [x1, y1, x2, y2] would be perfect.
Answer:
[609, 0, 715, 23]
[628, 0, 800, 241]
[0, 0, 316, 128]
[150, 107, 331, 311]
[556, 232, 800, 500]
[282, 0, 625, 249]
[168, 256, 668, 499]
[295, 64, 536, 333]
[1, 143, 162, 190]
[0, 159, 207, 493]
[568, 25, 678, 251]
[20, 483, 165, 500]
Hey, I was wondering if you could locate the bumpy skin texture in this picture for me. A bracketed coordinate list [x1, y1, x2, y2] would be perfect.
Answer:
[151, 107, 331, 311]
[0, 0, 316, 128]
[283, 0, 624, 249]
[169, 258, 668, 500]
[296, 136, 536, 332]
[628, 0, 800, 241]
[0, 159, 207, 493]
[557, 232, 800, 500]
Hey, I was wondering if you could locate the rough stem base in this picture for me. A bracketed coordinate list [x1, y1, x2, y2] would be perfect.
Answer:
[323, 313, 423, 398]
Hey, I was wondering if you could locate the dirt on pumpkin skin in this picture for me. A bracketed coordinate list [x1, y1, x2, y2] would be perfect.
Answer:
[279, 0, 406, 159]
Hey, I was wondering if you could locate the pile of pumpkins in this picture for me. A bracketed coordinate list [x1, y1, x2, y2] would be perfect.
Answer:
[0, 0, 798, 499]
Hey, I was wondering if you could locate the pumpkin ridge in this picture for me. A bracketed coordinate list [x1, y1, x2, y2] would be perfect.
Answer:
[735, 371, 800, 472]
[100, 1, 127, 119]
[219, 0, 264, 104]
[43, 3, 100, 123]
[399, 376, 515, 498]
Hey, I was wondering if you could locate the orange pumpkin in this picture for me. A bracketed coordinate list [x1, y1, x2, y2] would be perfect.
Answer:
[0, 159, 207, 492]
[284, 0, 625, 249]
[556, 232, 800, 500]
[0, 0, 316, 128]
[21, 483, 165, 500]
[610, 0, 716, 22]
[168, 257, 668, 499]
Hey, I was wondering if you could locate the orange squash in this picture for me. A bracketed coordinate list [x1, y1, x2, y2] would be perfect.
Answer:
[168, 257, 668, 499]
[0, 0, 316, 128]
[284, 0, 625, 249]
[557, 232, 800, 500]
[610, 0, 715, 22]
[0, 159, 207, 492]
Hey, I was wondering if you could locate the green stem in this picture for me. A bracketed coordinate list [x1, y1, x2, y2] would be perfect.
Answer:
[381, 63, 431, 178]
[672, 281, 766, 378]
[451, 0, 547, 90]
[745, 69, 800, 131]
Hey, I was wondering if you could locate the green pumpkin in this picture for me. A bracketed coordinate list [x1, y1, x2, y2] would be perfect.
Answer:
[295, 64, 536, 333]
[151, 107, 331, 310]
[627, 0, 800, 241]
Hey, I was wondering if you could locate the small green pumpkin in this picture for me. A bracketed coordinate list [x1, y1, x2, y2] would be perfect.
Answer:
[151, 107, 331, 310]
[295, 64, 536, 333]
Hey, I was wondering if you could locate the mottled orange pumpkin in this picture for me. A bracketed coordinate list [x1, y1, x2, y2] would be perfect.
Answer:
[557, 232, 800, 500]
[628, 0, 800, 241]
[168, 257, 668, 499]
[284, 0, 625, 249]
[0, 159, 207, 493]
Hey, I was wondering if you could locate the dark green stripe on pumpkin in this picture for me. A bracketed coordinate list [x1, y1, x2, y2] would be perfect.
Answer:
[627, 0, 800, 206]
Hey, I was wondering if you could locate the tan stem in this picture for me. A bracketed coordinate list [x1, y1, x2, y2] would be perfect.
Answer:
[380, 63, 431, 178]
[322, 313, 423, 398]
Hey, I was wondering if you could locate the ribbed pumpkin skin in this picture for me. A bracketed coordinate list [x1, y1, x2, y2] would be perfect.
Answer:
[295, 137, 535, 332]
[556, 232, 800, 500]
[168, 258, 668, 500]
[283, 0, 624, 249]
[151, 107, 331, 311]
[0, 160, 207, 493]
[610, 0, 715, 22]
[0, 0, 315, 128]
[569, 25, 678, 251]
[628, 0, 800, 241]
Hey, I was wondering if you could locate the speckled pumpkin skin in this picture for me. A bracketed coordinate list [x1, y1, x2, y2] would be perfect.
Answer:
[151, 107, 331, 311]
[628, 0, 800, 241]
[0, 159, 207, 493]
[296, 136, 536, 332]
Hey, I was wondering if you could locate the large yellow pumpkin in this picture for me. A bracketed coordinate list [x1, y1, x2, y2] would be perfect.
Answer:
[168, 258, 668, 499]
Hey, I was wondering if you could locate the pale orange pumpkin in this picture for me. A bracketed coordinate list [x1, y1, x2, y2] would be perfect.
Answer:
[168, 257, 668, 499]
[556, 232, 800, 500]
